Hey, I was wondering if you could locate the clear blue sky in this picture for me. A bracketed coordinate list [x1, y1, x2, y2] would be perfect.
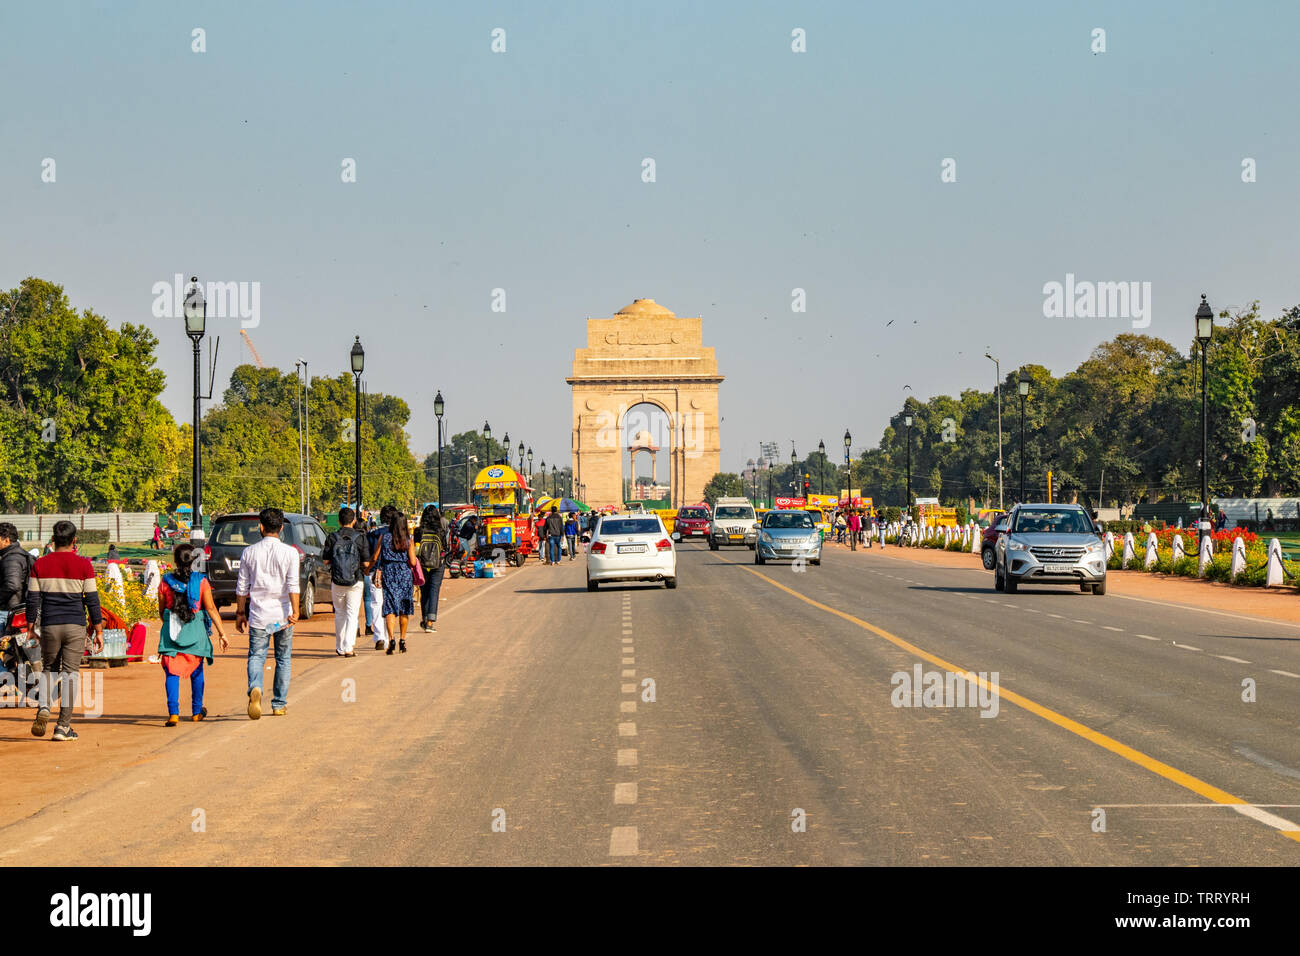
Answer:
[3, 0, 1297, 479]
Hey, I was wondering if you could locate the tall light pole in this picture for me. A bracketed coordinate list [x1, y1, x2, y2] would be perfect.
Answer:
[843, 429, 852, 507]
[552, 464, 558, 498]
[985, 353, 1004, 510]
[817, 439, 825, 495]
[434, 390, 445, 505]
[517, 440, 525, 474]
[790, 447, 798, 497]
[350, 337, 365, 514]
[1196, 294, 1215, 547]
[527, 447, 534, 487]
[1017, 371, 1030, 502]
[183, 278, 206, 539]
[502, 432, 510, 467]
[904, 415, 913, 509]
[301, 360, 310, 514]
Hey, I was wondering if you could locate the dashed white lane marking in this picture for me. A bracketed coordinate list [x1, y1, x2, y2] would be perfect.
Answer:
[622, 657, 635, 664]
[617, 749, 638, 766]
[1217, 655, 1252, 664]
[1002, 603, 1016, 609]
[622, 669, 635, 677]
[1023, 608, 1040, 613]
[1071, 619, 1091, 625]
[621, 682, 636, 693]
[622, 637, 633, 644]
[614, 783, 637, 804]
[1270, 669, 1300, 679]
[609, 826, 638, 856]
[620, 701, 636, 713]
[618, 722, 637, 736]
[1173, 643, 1202, 652]
[1101, 625, 1124, 632]
[1047, 613, 1064, 619]
[1135, 634, 1160, 641]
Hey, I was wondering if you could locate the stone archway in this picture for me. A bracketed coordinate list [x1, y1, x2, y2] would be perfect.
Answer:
[568, 299, 723, 509]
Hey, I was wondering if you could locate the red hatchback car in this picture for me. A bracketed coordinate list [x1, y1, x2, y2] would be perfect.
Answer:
[981, 512, 1009, 569]
[673, 504, 712, 540]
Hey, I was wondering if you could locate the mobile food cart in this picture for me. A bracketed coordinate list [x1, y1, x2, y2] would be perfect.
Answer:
[471, 464, 539, 567]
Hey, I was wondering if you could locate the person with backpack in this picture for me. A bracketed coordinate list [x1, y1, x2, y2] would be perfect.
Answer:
[564, 512, 579, 560]
[364, 505, 396, 650]
[0, 521, 34, 632]
[413, 505, 449, 632]
[157, 542, 229, 726]
[322, 507, 366, 656]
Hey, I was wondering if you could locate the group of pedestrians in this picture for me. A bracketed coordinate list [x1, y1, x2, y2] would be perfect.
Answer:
[534, 507, 583, 565]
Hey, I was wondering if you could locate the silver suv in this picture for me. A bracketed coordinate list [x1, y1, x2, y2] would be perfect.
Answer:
[994, 503, 1107, 595]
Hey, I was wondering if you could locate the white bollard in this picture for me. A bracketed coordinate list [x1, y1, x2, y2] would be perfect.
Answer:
[1144, 532, 1158, 570]
[143, 559, 161, 598]
[1103, 531, 1115, 562]
[1197, 535, 1213, 576]
[104, 562, 126, 603]
[1122, 532, 1135, 566]
[1230, 536, 1246, 582]
[1172, 534, 1185, 564]
[1266, 538, 1284, 587]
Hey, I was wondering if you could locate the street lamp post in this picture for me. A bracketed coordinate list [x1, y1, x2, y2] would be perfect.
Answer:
[904, 415, 913, 509]
[552, 464, 558, 498]
[1017, 371, 1030, 502]
[502, 432, 510, 467]
[790, 447, 797, 497]
[350, 337, 365, 514]
[985, 353, 1004, 510]
[183, 278, 206, 540]
[517, 441, 525, 474]
[482, 422, 492, 470]
[1196, 294, 1215, 547]
[434, 390, 444, 505]
[843, 429, 852, 508]
[818, 440, 825, 495]
[527, 448, 534, 488]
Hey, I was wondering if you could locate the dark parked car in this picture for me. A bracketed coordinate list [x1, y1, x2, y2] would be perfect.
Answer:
[205, 512, 333, 619]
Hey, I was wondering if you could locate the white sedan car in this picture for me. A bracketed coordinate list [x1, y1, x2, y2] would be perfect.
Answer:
[587, 514, 677, 590]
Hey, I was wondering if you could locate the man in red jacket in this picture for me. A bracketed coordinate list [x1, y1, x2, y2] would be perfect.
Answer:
[26, 521, 103, 741]
[846, 511, 861, 552]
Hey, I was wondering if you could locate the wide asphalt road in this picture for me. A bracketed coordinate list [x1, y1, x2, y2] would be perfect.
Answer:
[5, 540, 1300, 865]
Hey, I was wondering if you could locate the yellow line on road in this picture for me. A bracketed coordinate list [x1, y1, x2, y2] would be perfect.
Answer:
[733, 559, 1300, 843]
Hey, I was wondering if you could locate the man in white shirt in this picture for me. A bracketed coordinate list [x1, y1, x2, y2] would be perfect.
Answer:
[235, 507, 300, 719]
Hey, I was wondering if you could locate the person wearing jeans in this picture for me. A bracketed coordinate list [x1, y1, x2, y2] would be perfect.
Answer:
[235, 507, 300, 719]
[545, 506, 564, 566]
[26, 520, 103, 742]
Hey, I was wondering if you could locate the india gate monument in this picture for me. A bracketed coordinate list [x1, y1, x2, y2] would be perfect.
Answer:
[568, 299, 723, 509]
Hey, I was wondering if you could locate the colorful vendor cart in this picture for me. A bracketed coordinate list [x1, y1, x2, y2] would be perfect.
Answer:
[471, 464, 539, 566]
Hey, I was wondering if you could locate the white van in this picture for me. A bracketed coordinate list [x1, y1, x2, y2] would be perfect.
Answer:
[709, 497, 758, 550]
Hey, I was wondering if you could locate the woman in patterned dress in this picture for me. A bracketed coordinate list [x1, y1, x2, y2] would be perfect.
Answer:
[368, 511, 417, 654]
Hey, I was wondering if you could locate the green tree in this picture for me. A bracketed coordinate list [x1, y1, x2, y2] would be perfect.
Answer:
[0, 278, 184, 512]
[701, 472, 746, 505]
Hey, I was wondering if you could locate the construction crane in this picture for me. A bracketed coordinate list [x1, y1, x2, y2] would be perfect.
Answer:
[239, 329, 266, 369]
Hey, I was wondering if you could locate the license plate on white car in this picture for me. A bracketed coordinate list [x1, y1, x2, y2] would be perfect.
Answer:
[617, 544, 646, 554]
[729, 534, 743, 540]
[1044, 563, 1074, 573]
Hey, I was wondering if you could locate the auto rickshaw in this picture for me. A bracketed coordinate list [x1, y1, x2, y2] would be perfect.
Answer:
[470, 463, 538, 567]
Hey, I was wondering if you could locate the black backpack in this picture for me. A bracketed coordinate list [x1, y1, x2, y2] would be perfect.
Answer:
[418, 523, 445, 570]
[330, 529, 364, 586]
